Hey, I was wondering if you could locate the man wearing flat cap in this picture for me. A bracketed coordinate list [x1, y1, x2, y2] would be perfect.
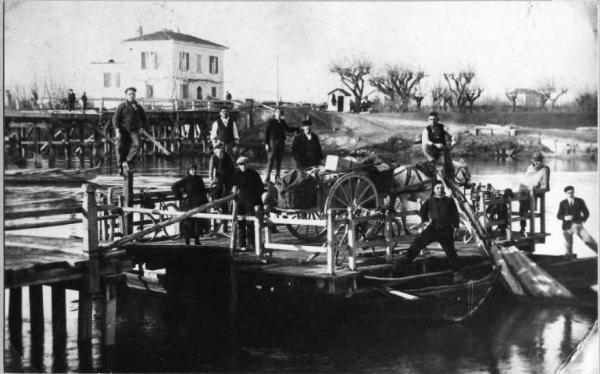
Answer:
[171, 164, 209, 245]
[557, 185, 597, 258]
[231, 156, 264, 251]
[291, 119, 324, 169]
[518, 151, 550, 237]
[113, 87, 148, 175]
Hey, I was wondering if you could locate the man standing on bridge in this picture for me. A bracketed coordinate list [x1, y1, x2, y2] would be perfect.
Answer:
[557, 185, 597, 258]
[210, 108, 239, 158]
[421, 111, 455, 181]
[113, 87, 148, 176]
[403, 180, 464, 283]
[265, 108, 299, 182]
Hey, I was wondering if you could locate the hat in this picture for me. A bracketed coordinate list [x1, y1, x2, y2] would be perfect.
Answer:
[189, 163, 198, 170]
[213, 141, 224, 149]
[302, 119, 312, 126]
[563, 185, 574, 193]
[125, 87, 137, 93]
[236, 156, 249, 165]
[531, 151, 544, 161]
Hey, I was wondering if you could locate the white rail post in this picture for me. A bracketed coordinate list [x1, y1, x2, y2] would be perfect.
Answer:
[254, 205, 263, 256]
[506, 195, 513, 241]
[529, 190, 536, 236]
[326, 209, 335, 275]
[384, 208, 393, 262]
[346, 207, 356, 271]
[229, 197, 239, 257]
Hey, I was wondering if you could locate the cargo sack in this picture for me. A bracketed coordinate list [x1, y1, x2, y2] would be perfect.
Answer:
[275, 169, 318, 209]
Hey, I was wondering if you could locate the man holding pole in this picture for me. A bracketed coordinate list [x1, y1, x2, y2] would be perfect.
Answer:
[113, 87, 148, 176]
[557, 185, 597, 258]
[403, 180, 464, 283]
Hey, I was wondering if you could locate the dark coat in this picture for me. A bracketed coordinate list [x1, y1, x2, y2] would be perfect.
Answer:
[113, 100, 147, 131]
[67, 92, 76, 104]
[265, 118, 297, 147]
[171, 174, 209, 238]
[291, 132, 324, 168]
[231, 168, 264, 209]
[215, 117, 236, 144]
[557, 197, 590, 230]
[419, 195, 460, 230]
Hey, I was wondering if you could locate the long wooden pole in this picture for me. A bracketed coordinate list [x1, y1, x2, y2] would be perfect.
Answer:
[98, 194, 235, 252]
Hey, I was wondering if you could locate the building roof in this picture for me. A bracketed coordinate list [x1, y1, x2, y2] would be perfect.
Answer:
[513, 88, 541, 96]
[328, 88, 351, 96]
[124, 29, 228, 49]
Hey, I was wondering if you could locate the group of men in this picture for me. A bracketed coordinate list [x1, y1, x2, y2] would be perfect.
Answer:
[113, 87, 596, 272]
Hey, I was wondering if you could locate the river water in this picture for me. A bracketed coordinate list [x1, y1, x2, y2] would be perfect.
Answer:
[4, 155, 598, 373]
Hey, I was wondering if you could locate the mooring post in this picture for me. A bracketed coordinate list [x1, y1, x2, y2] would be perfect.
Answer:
[29, 284, 44, 356]
[77, 280, 93, 345]
[229, 197, 239, 257]
[346, 207, 356, 271]
[48, 123, 56, 168]
[123, 171, 134, 236]
[8, 287, 23, 347]
[102, 276, 119, 346]
[326, 209, 335, 275]
[82, 182, 100, 294]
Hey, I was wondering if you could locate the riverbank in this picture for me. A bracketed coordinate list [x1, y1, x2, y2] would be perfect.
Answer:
[239, 111, 598, 163]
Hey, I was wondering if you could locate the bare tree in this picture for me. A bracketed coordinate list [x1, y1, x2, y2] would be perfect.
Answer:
[442, 88, 454, 112]
[430, 82, 445, 110]
[369, 64, 425, 111]
[330, 57, 373, 113]
[537, 81, 568, 111]
[505, 90, 518, 112]
[443, 67, 484, 112]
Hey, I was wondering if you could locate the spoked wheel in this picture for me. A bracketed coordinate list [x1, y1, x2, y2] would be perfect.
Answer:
[136, 213, 160, 241]
[159, 203, 181, 240]
[356, 217, 403, 258]
[285, 208, 327, 241]
[324, 173, 380, 267]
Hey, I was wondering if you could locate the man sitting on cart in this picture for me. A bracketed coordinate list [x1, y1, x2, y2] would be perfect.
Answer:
[292, 119, 324, 169]
[403, 180, 464, 283]
[421, 111, 456, 181]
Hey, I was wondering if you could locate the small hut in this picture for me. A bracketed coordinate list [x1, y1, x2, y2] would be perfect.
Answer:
[327, 88, 351, 112]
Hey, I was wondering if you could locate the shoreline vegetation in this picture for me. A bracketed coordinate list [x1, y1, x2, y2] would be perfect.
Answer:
[241, 110, 598, 163]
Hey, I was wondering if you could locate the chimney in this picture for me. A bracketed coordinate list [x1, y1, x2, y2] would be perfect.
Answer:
[137, 26, 143, 37]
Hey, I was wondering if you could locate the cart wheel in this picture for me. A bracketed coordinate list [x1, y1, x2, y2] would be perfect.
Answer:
[159, 203, 181, 239]
[358, 217, 403, 257]
[286, 209, 327, 241]
[136, 212, 160, 241]
[324, 173, 380, 266]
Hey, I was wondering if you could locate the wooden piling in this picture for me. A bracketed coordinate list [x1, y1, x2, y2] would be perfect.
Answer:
[79, 124, 85, 168]
[102, 279, 118, 346]
[29, 284, 45, 363]
[123, 172, 134, 236]
[529, 190, 536, 235]
[48, 124, 56, 168]
[33, 123, 42, 168]
[64, 129, 71, 169]
[82, 183, 100, 294]
[8, 287, 23, 346]
[92, 128, 99, 168]
[77, 280, 92, 345]
[51, 286, 67, 339]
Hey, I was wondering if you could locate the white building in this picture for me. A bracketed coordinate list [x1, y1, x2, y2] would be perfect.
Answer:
[90, 29, 227, 102]
[327, 88, 351, 112]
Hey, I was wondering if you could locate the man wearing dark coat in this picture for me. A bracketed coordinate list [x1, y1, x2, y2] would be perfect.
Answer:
[557, 185, 597, 258]
[403, 180, 464, 283]
[113, 87, 147, 176]
[67, 89, 76, 111]
[209, 141, 236, 203]
[81, 92, 88, 111]
[265, 109, 298, 181]
[171, 164, 209, 245]
[231, 156, 264, 251]
[291, 119, 324, 169]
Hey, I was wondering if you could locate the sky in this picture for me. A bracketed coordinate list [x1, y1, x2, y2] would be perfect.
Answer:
[4, 0, 598, 104]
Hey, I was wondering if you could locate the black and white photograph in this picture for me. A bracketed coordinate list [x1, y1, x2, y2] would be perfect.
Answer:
[3, 1, 598, 373]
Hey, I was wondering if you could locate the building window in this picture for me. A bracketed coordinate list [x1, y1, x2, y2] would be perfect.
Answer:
[114, 73, 120, 88]
[196, 55, 202, 73]
[146, 85, 154, 98]
[179, 52, 189, 72]
[103, 73, 111, 88]
[181, 84, 189, 99]
[141, 52, 158, 70]
[211, 86, 217, 98]
[196, 86, 203, 100]
[209, 56, 218, 74]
